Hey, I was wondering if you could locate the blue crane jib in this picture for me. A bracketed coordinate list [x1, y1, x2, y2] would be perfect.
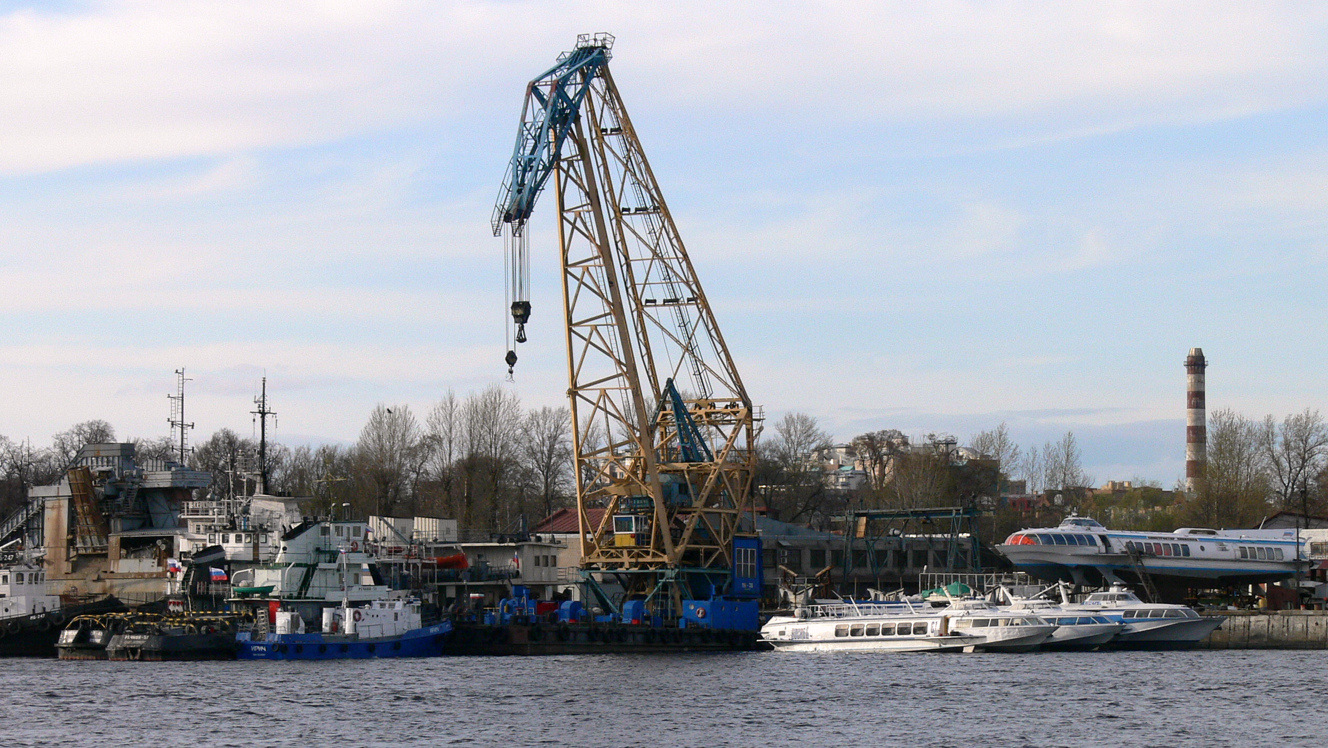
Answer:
[490, 34, 613, 236]
[661, 378, 713, 464]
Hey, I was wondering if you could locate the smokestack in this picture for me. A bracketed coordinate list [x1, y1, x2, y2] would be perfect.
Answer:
[1185, 347, 1207, 492]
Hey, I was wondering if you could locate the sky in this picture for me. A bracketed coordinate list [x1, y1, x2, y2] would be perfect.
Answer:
[1, 2, 1326, 486]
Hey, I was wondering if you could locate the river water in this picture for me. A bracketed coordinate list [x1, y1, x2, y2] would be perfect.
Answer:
[0, 650, 1318, 747]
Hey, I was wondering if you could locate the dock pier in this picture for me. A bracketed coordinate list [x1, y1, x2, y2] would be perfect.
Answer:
[1199, 610, 1328, 650]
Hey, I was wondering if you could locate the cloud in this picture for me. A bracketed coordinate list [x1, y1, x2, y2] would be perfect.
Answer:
[2, 3, 1324, 175]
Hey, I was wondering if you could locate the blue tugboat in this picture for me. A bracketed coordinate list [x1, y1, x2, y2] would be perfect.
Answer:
[235, 598, 451, 660]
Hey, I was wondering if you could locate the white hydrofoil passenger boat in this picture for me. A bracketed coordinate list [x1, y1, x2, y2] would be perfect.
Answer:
[761, 602, 979, 653]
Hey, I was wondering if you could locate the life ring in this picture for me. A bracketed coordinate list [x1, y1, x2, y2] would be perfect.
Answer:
[353, 610, 363, 622]
[350, 541, 359, 552]
[696, 607, 707, 619]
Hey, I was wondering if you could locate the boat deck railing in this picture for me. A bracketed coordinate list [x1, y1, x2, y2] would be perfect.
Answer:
[800, 601, 931, 619]
[918, 571, 1034, 594]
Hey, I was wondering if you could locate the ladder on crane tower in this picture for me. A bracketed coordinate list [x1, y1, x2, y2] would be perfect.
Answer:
[1125, 546, 1160, 603]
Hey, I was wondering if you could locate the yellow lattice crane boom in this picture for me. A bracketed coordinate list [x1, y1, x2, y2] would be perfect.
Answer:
[493, 34, 760, 608]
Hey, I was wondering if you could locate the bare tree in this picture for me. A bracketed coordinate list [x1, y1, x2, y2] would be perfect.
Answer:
[422, 391, 464, 518]
[462, 385, 524, 529]
[1042, 431, 1091, 493]
[970, 422, 1021, 491]
[1262, 409, 1328, 512]
[849, 429, 907, 492]
[194, 428, 258, 499]
[760, 412, 833, 524]
[356, 404, 424, 517]
[51, 420, 116, 466]
[1018, 444, 1043, 495]
[1187, 408, 1269, 528]
[132, 436, 177, 464]
[886, 449, 950, 509]
[522, 406, 573, 522]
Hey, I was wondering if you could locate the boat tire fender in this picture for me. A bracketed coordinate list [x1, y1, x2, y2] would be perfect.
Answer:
[556, 624, 570, 642]
[529, 625, 544, 642]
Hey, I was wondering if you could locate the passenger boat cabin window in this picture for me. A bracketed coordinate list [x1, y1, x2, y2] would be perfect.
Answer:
[866, 624, 880, 636]
[850, 625, 864, 637]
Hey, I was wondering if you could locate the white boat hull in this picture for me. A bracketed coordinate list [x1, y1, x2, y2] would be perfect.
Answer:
[1042, 622, 1122, 650]
[972, 624, 1058, 653]
[1111, 617, 1225, 649]
[766, 635, 979, 653]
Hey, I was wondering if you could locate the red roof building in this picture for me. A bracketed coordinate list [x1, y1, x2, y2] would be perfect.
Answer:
[533, 507, 606, 535]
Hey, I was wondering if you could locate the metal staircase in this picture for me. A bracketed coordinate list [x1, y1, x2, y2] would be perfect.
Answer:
[0, 499, 41, 545]
[1125, 547, 1160, 603]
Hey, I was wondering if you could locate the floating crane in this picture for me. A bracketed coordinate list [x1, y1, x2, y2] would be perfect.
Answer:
[493, 34, 761, 615]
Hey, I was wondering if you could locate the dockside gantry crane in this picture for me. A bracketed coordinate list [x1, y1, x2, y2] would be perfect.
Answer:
[493, 34, 761, 614]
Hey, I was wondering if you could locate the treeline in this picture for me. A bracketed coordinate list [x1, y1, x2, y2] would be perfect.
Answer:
[0, 386, 575, 531]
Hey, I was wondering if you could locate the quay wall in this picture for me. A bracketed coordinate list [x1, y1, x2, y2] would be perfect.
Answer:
[1199, 611, 1328, 650]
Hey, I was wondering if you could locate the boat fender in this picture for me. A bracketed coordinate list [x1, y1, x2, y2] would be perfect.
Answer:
[353, 610, 364, 622]
[36, 617, 52, 632]
[556, 624, 570, 642]
[50, 611, 66, 625]
[0, 625, 6, 639]
[614, 628, 627, 643]
[528, 625, 544, 642]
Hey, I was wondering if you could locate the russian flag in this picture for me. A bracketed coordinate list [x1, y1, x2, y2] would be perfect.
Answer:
[166, 558, 181, 573]
[210, 567, 228, 582]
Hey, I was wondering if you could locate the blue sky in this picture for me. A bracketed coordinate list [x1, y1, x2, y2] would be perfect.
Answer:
[1, 2, 1326, 486]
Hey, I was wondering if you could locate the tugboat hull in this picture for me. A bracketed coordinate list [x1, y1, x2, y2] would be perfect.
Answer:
[236, 622, 453, 660]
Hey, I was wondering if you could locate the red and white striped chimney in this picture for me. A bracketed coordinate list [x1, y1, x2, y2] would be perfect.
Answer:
[1185, 347, 1207, 492]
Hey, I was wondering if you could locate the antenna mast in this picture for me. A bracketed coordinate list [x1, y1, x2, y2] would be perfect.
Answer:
[251, 377, 277, 494]
[167, 367, 195, 463]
